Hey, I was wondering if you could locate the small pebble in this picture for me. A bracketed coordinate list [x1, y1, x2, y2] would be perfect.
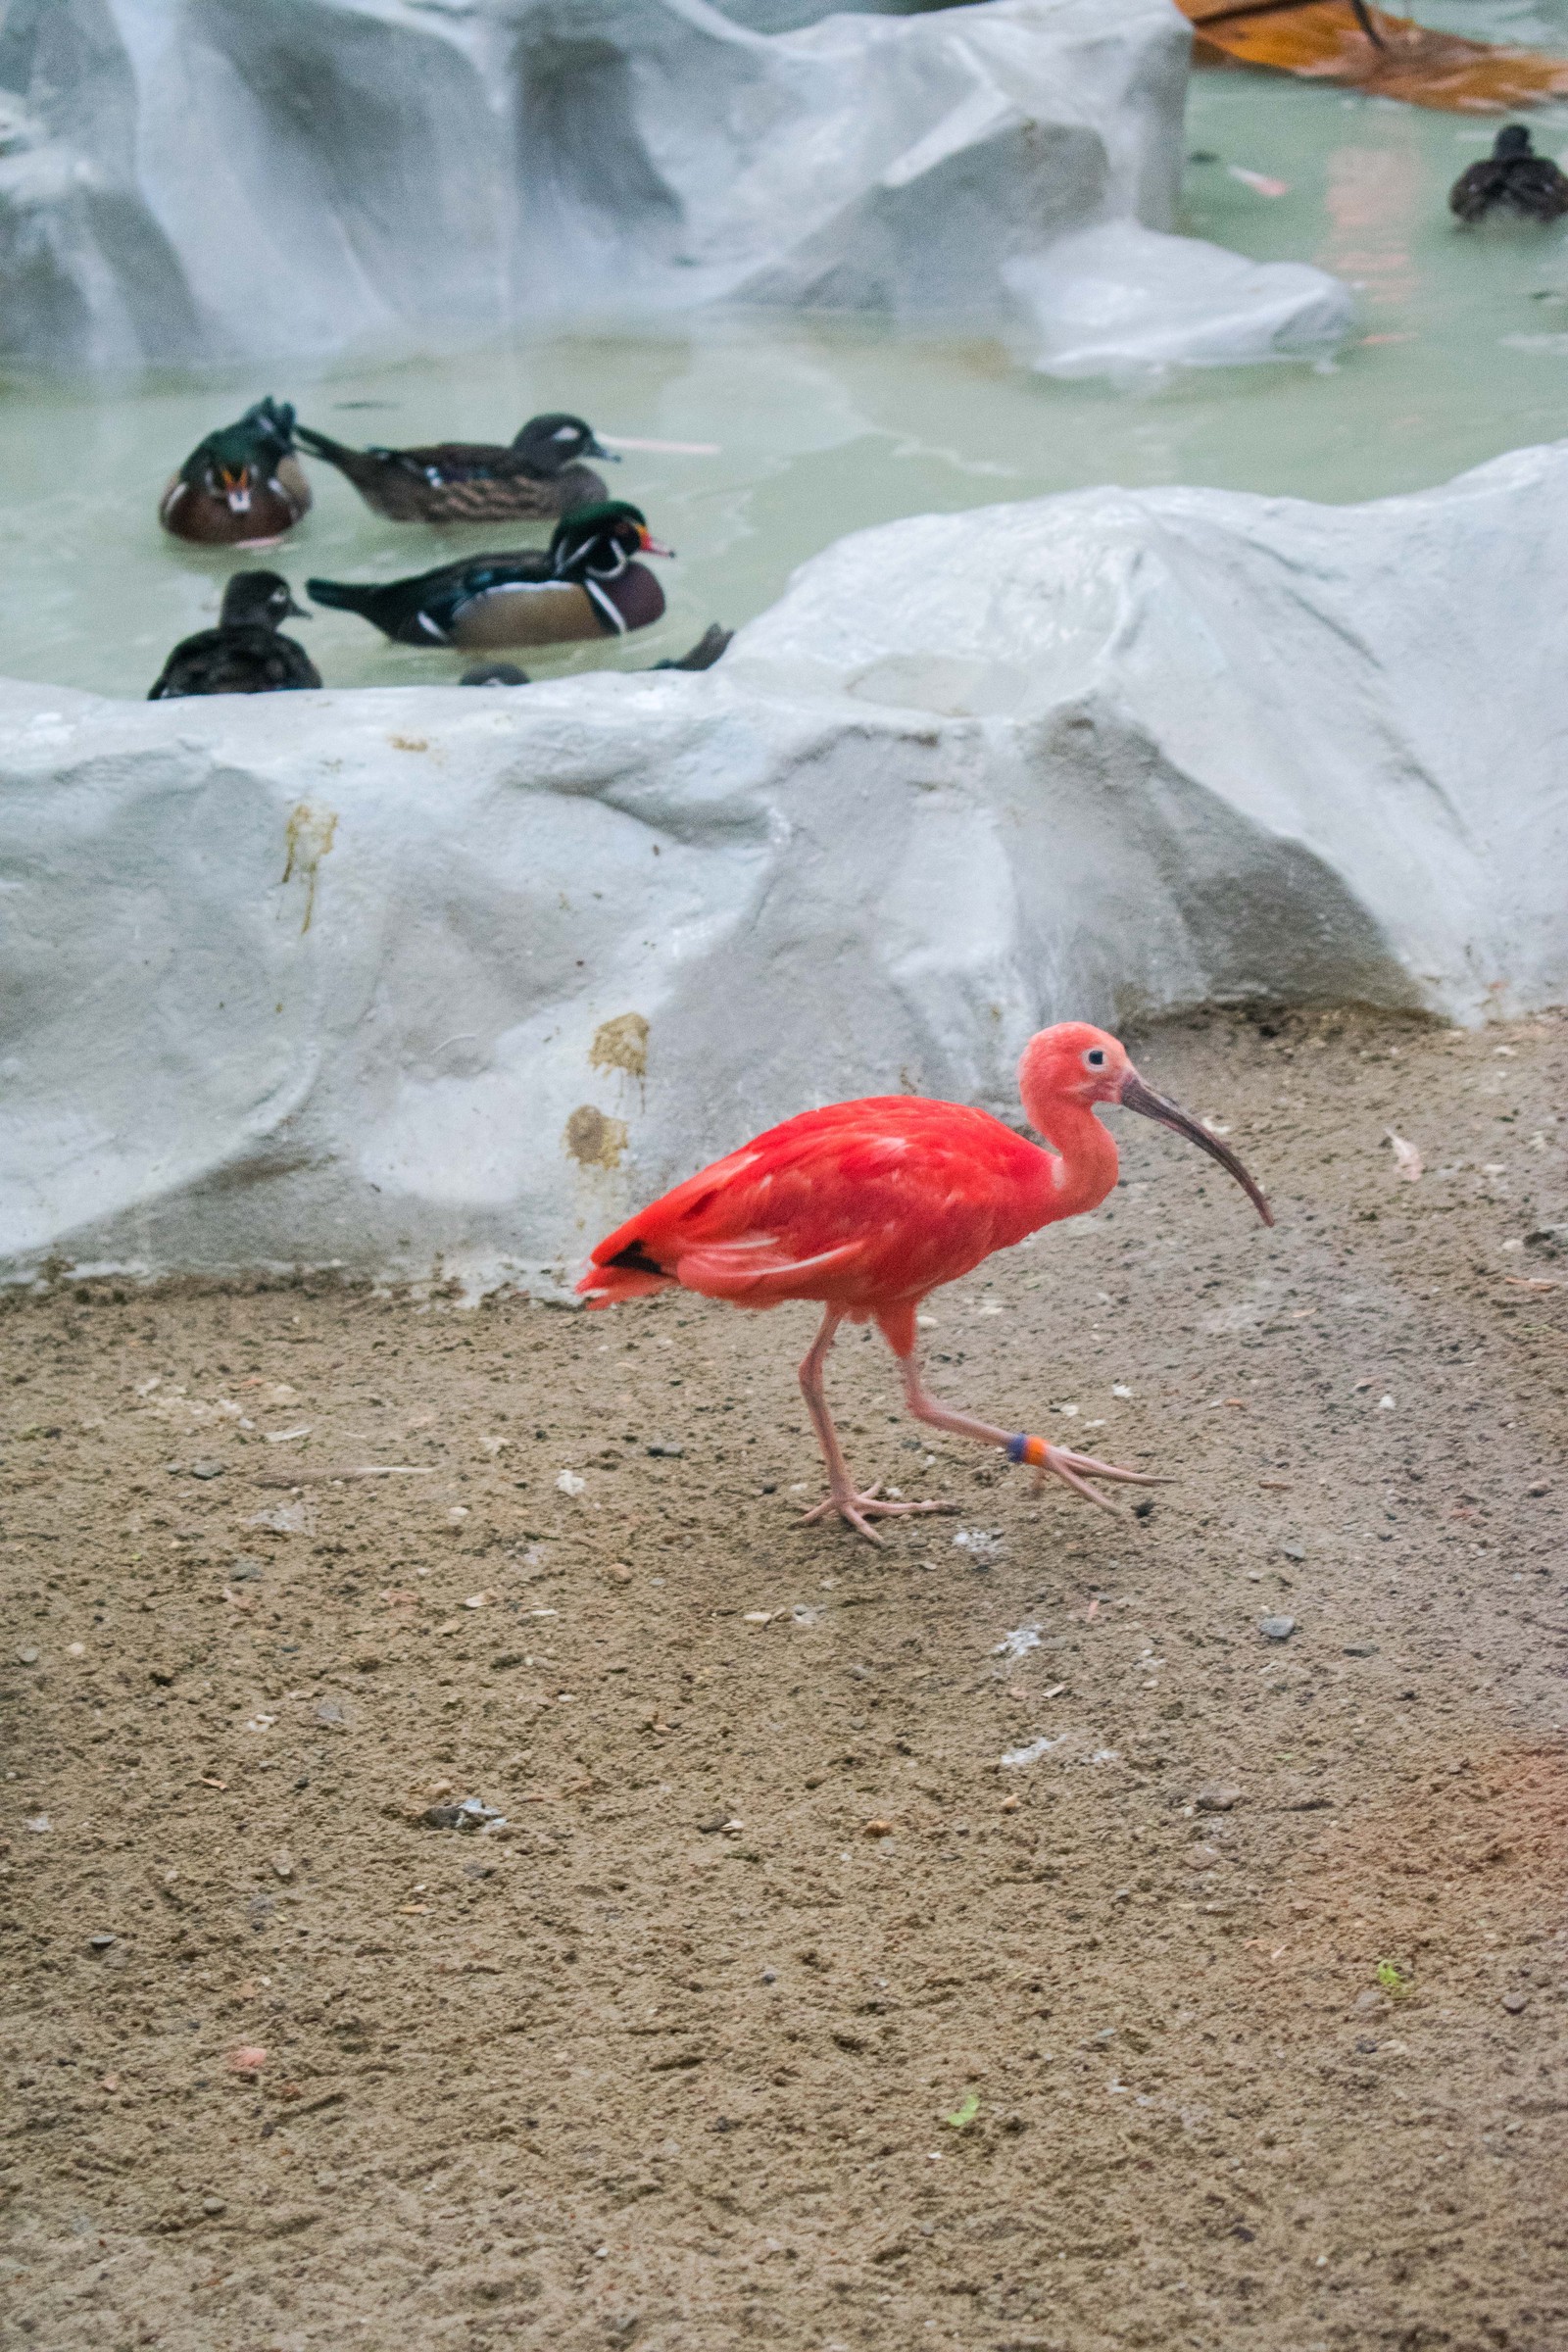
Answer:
[88, 1933, 117, 1951]
[1260, 1615, 1297, 1642]
[1501, 1991, 1528, 2015]
[271, 1851, 294, 1881]
[16, 1645, 39, 1666]
[1353, 1988, 1385, 2015]
[190, 1459, 225, 1481]
[646, 1442, 684, 1458]
[24, 1814, 50, 1834]
[1281, 1543, 1305, 1560]
[201, 2196, 226, 2217]
[696, 1812, 730, 1834]
[1196, 1784, 1241, 1812]
[864, 1818, 895, 1838]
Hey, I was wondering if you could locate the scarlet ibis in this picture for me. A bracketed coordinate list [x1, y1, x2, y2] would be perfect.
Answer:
[577, 1023, 1272, 1543]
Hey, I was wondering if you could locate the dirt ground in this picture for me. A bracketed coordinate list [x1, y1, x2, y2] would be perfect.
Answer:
[2, 1004, 1565, 2352]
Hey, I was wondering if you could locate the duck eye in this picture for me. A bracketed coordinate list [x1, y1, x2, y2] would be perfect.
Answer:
[1085, 1049, 1105, 1068]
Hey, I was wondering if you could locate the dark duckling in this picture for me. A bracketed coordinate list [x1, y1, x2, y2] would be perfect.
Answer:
[159, 398, 311, 548]
[457, 626, 733, 687]
[1450, 123, 1568, 223]
[307, 503, 672, 649]
[148, 571, 320, 699]
[292, 411, 615, 525]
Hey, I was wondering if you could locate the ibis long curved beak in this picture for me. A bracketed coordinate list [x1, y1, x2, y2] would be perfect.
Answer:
[1119, 1070, 1273, 1228]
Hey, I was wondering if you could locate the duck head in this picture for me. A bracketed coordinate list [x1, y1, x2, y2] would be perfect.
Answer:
[1494, 123, 1535, 160]
[513, 413, 616, 474]
[549, 501, 674, 581]
[189, 398, 296, 510]
[219, 570, 309, 630]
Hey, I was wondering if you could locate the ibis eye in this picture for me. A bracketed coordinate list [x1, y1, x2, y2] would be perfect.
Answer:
[1085, 1048, 1106, 1068]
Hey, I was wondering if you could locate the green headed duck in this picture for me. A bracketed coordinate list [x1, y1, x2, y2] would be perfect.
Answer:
[306, 503, 672, 649]
[159, 399, 311, 548]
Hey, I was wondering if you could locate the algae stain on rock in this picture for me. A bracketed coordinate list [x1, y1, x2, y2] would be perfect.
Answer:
[281, 804, 338, 934]
[564, 1104, 628, 1170]
[589, 1011, 649, 1081]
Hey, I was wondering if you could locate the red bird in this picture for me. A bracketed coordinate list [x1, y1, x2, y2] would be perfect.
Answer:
[578, 1022, 1272, 1542]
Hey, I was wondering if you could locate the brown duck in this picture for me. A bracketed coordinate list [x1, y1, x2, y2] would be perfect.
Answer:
[307, 503, 672, 649]
[1450, 123, 1568, 223]
[292, 411, 614, 525]
[147, 572, 320, 699]
[158, 399, 311, 548]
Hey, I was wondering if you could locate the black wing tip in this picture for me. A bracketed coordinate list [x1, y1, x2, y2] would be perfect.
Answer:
[607, 1241, 665, 1277]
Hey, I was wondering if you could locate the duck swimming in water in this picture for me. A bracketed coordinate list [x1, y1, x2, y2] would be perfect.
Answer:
[306, 503, 672, 649]
[456, 625, 733, 686]
[292, 411, 614, 525]
[147, 571, 320, 699]
[159, 399, 311, 548]
[1450, 123, 1568, 222]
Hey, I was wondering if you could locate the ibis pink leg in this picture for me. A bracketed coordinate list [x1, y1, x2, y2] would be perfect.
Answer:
[898, 1352, 1158, 1515]
[796, 1309, 958, 1544]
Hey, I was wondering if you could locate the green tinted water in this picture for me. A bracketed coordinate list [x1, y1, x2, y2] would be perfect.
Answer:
[4, 68, 1568, 699]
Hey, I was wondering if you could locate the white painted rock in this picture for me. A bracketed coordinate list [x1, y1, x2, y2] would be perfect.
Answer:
[4, 439, 1561, 1296]
[1004, 220, 1354, 383]
[0, 0, 1348, 379]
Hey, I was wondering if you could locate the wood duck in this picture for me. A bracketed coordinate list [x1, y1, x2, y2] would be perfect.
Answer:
[147, 572, 320, 699]
[1450, 123, 1568, 222]
[306, 504, 672, 648]
[158, 399, 311, 547]
[292, 411, 615, 525]
[456, 626, 733, 687]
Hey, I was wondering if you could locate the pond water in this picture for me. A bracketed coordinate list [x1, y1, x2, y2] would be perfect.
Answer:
[5, 63, 1568, 700]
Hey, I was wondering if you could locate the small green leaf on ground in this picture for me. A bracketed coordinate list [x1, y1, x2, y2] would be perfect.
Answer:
[945, 2090, 981, 2131]
[1376, 1959, 1412, 1997]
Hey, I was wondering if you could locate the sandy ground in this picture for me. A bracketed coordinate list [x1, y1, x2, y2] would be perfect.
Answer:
[2, 1004, 1566, 2352]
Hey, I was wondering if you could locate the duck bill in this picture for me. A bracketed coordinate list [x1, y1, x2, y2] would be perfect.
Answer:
[638, 528, 675, 558]
[585, 437, 619, 462]
[1118, 1070, 1274, 1228]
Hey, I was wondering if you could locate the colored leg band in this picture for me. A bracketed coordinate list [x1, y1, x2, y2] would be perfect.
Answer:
[1005, 1432, 1050, 1469]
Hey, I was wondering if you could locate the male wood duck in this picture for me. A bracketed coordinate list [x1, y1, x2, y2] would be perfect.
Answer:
[159, 399, 311, 547]
[147, 572, 320, 698]
[306, 504, 672, 648]
[456, 626, 733, 686]
[1450, 123, 1568, 222]
[292, 411, 615, 524]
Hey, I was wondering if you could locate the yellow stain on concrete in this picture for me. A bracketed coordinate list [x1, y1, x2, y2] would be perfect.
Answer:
[280, 804, 339, 934]
[589, 1011, 650, 1081]
[564, 1104, 629, 1170]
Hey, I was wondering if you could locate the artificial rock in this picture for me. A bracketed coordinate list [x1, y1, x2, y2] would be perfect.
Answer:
[0, 0, 1348, 380]
[2, 441, 1562, 1295]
